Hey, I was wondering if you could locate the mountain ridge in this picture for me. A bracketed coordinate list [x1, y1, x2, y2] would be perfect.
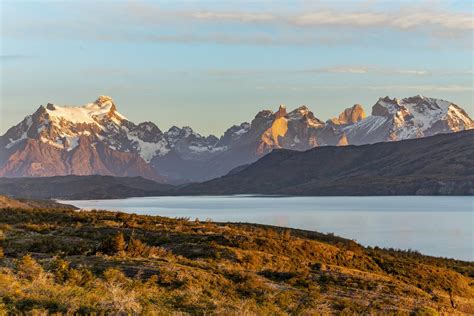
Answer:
[1, 95, 472, 181]
[0, 175, 173, 200]
[180, 130, 474, 196]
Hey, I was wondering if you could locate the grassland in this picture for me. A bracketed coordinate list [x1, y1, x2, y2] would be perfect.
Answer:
[0, 206, 473, 315]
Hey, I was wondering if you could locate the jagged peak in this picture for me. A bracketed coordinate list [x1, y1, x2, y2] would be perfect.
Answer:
[276, 104, 287, 118]
[339, 104, 366, 124]
[329, 104, 366, 125]
[136, 121, 162, 134]
[165, 126, 196, 138]
[290, 105, 310, 116]
[95, 95, 114, 106]
[254, 109, 274, 119]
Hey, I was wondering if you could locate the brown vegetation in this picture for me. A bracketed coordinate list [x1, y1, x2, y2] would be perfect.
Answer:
[0, 206, 473, 314]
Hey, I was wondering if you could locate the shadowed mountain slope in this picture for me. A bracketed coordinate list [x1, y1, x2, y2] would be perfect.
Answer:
[0, 175, 174, 200]
[180, 131, 474, 196]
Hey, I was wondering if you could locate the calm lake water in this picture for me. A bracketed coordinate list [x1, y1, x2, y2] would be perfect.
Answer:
[62, 196, 474, 261]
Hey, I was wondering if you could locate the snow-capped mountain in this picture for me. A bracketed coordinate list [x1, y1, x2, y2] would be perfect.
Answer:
[0, 96, 165, 180]
[0, 96, 228, 181]
[1, 95, 472, 182]
[340, 95, 473, 145]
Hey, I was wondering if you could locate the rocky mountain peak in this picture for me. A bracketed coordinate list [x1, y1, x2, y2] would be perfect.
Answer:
[137, 122, 162, 134]
[334, 104, 366, 125]
[254, 110, 273, 120]
[95, 95, 114, 107]
[372, 97, 400, 117]
[288, 106, 324, 128]
[276, 105, 287, 118]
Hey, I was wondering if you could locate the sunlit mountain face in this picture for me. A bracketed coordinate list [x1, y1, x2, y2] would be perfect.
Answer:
[1, 95, 472, 182]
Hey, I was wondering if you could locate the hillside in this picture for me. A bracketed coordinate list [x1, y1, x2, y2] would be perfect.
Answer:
[0, 175, 174, 200]
[181, 130, 474, 195]
[0, 195, 77, 209]
[0, 205, 472, 314]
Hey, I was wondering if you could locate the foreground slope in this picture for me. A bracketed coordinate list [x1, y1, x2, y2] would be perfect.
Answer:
[0, 206, 472, 314]
[182, 130, 474, 195]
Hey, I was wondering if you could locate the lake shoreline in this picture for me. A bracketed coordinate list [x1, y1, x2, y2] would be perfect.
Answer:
[61, 195, 474, 261]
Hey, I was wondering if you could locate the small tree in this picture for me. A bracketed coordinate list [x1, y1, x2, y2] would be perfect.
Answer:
[127, 238, 147, 257]
[50, 257, 70, 283]
[17, 254, 44, 280]
[114, 232, 126, 255]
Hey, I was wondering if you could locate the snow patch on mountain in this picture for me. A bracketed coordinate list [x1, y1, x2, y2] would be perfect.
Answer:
[234, 124, 250, 136]
[127, 134, 169, 162]
[343, 115, 386, 135]
[5, 131, 28, 149]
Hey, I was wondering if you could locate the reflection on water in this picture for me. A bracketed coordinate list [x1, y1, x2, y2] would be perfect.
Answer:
[62, 196, 474, 261]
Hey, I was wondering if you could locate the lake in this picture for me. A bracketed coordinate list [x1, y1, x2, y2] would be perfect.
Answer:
[62, 196, 474, 261]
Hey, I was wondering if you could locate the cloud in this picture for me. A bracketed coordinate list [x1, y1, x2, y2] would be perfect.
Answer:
[3, 2, 472, 48]
[364, 84, 474, 92]
[320, 66, 370, 74]
[254, 84, 474, 93]
[207, 66, 473, 77]
[123, 2, 473, 32]
[122, 2, 473, 34]
[288, 10, 473, 31]
[0, 54, 30, 60]
[191, 11, 275, 23]
[393, 70, 430, 76]
[88, 29, 356, 47]
[127, 6, 473, 46]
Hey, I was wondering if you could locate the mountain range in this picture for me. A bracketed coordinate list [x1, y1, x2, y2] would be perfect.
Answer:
[1, 95, 472, 182]
[2, 131, 473, 199]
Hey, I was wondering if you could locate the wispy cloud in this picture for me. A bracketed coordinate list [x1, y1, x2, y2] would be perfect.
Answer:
[123, 2, 473, 35]
[4, 2, 472, 48]
[320, 66, 370, 74]
[364, 84, 474, 92]
[393, 70, 430, 76]
[0, 54, 31, 60]
[255, 84, 474, 93]
[124, 2, 473, 32]
[207, 66, 473, 77]
[122, 5, 474, 46]
[288, 10, 473, 31]
[190, 11, 275, 23]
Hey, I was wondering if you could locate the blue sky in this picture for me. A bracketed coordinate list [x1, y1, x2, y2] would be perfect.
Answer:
[1, 0, 473, 136]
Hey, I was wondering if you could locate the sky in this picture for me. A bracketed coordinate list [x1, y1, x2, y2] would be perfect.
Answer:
[1, 0, 473, 136]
